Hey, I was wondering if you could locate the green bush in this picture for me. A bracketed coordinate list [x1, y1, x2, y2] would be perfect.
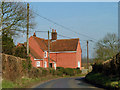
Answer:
[56, 67, 65, 71]
[55, 70, 63, 76]
[92, 63, 103, 73]
[73, 68, 82, 75]
[64, 68, 74, 76]
[48, 68, 56, 75]
[14, 46, 27, 59]
[28, 67, 42, 78]
[22, 57, 32, 71]
[42, 69, 48, 76]
[2, 34, 15, 55]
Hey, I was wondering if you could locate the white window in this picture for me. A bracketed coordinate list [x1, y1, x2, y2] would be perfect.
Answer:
[44, 51, 47, 58]
[78, 61, 80, 68]
[44, 61, 47, 68]
[36, 61, 40, 67]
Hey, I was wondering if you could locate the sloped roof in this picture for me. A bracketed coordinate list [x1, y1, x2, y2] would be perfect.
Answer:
[29, 47, 42, 59]
[50, 39, 79, 52]
[33, 36, 48, 51]
[31, 36, 79, 52]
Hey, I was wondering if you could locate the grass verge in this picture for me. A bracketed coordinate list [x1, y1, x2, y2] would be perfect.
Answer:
[2, 74, 86, 88]
[85, 72, 120, 89]
[2, 75, 59, 88]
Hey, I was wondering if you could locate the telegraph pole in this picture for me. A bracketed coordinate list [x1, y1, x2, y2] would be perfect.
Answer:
[27, 3, 29, 55]
[48, 30, 50, 68]
[87, 40, 89, 69]
[1, 2, 3, 33]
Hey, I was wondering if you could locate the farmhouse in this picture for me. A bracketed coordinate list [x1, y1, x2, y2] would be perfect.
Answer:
[28, 29, 82, 70]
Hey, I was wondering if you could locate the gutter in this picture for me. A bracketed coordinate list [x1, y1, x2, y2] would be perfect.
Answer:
[50, 51, 77, 53]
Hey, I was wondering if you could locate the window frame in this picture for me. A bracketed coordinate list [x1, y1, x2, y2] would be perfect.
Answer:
[44, 51, 47, 58]
[36, 61, 40, 67]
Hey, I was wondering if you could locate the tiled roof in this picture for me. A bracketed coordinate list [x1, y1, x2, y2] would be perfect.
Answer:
[33, 36, 48, 51]
[50, 38, 79, 52]
[29, 47, 42, 59]
[31, 36, 79, 52]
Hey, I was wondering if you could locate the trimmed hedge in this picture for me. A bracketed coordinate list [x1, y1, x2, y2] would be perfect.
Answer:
[2, 53, 82, 82]
[64, 68, 74, 76]
[56, 67, 82, 76]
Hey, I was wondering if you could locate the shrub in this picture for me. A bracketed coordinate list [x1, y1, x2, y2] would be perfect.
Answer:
[56, 67, 65, 75]
[64, 68, 74, 76]
[22, 56, 32, 71]
[48, 68, 56, 75]
[28, 67, 42, 78]
[73, 68, 82, 75]
[14, 46, 27, 59]
[42, 69, 48, 76]
[92, 63, 103, 73]
[56, 67, 65, 71]
[55, 70, 63, 76]
[2, 34, 15, 55]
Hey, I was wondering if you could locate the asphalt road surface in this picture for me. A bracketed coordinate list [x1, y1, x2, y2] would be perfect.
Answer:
[34, 77, 104, 89]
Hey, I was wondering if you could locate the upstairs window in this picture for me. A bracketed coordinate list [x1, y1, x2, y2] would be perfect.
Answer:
[44, 51, 47, 58]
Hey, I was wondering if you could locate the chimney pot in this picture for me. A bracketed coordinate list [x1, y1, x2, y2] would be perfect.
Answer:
[51, 29, 57, 40]
[52, 29, 54, 32]
[33, 32, 36, 37]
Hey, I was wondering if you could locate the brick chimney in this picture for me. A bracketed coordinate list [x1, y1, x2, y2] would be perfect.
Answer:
[33, 32, 36, 37]
[51, 29, 57, 40]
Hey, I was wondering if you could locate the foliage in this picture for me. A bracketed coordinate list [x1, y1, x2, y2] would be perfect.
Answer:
[64, 68, 75, 76]
[92, 63, 103, 73]
[56, 67, 65, 72]
[2, 79, 17, 88]
[92, 53, 120, 76]
[48, 68, 56, 75]
[13, 46, 27, 58]
[56, 67, 81, 76]
[22, 57, 32, 72]
[55, 70, 64, 76]
[42, 69, 48, 76]
[73, 68, 82, 74]
[94, 33, 118, 62]
[1, 2, 35, 37]
[26, 57, 32, 71]
[85, 72, 120, 89]
[2, 35, 15, 55]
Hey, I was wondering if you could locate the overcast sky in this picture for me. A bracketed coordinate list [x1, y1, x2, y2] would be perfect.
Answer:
[15, 2, 118, 58]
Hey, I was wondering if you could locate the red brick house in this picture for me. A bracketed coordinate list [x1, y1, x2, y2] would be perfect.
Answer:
[28, 29, 82, 70]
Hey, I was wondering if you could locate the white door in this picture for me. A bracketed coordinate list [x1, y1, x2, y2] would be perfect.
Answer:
[78, 61, 80, 68]
[54, 62, 56, 70]
[44, 61, 47, 68]
[36, 61, 40, 67]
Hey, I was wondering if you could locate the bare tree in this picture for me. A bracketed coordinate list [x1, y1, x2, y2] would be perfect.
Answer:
[95, 33, 118, 61]
[0, 2, 35, 37]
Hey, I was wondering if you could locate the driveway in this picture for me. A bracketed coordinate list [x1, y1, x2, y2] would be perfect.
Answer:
[34, 77, 104, 89]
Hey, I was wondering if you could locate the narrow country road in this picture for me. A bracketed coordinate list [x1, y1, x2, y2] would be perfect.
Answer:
[34, 77, 104, 89]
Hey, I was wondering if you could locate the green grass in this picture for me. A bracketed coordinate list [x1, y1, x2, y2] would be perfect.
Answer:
[85, 72, 120, 89]
[2, 80, 17, 88]
[2, 74, 85, 88]
[2, 75, 60, 88]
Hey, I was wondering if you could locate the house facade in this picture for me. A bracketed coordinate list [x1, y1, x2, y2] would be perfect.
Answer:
[28, 29, 82, 70]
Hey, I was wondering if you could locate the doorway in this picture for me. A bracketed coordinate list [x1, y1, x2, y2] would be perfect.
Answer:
[50, 63, 52, 68]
